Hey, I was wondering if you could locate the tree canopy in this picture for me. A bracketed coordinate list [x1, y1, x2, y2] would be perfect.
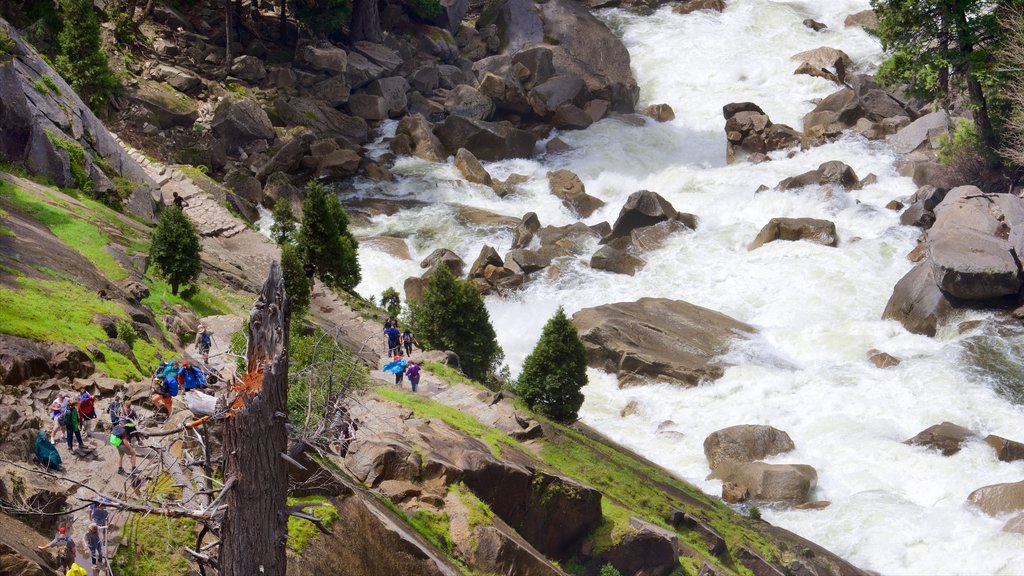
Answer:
[297, 181, 360, 292]
[280, 242, 310, 321]
[150, 206, 202, 295]
[410, 263, 503, 382]
[517, 307, 588, 423]
[56, 0, 117, 111]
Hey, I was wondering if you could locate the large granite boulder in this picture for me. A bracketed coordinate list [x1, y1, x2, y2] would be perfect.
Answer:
[721, 463, 817, 504]
[478, 0, 638, 114]
[0, 335, 52, 386]
[211, 96, 276, 149]
[393, 114, 447, 162]
[128, 79, 199, 129]
[572, 298, 755, 386]
[445, 84, 495, 121]
[748, 217, 838, 250]
[273, 96, 369, 144]
[889, 111, 949, 155]
[600, 518, 680, 576]
[803, 77, 915, 139]
[0, 19, 158, 220]
[704, 425, 796, 478]
[904, 422, 976, 456]
[602, 190, 689, 245]
[967, 480, 1024, 517]
[294, 42, 348, 74]
[790, 46, 853, 84]
[776, 161, 861, 191]
[882, 261, 954, 337]
[433, 115, 536, 161]
[724, 103, 803, 162]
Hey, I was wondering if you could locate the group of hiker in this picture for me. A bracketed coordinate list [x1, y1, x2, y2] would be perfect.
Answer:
[37, 499, 110, 575]
[382, 317, 421, 392]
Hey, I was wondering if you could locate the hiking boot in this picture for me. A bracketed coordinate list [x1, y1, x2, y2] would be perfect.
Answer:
[117, 467, 125, 475]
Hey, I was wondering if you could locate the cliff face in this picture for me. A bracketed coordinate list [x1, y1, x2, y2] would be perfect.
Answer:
[0, 19, 159, 221]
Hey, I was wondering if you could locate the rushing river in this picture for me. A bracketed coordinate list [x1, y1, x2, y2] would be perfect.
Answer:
[347, 0, 1024, 573]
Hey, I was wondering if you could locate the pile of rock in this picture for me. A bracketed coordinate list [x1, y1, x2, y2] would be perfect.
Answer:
[704, 425, 820, 506]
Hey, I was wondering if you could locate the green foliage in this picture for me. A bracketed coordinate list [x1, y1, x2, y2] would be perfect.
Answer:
[0, 274, 122, 346]
[44, 130, 90, 192]
[55, 0, 117, 111]
[296, 0, 351, 36]
[0, 27, 15, 61]
[42, 74, 59, 93]
[281, 242, 310, 321]
[408, 263, 503, 382]
[599, 563, 623, 576]
[270, 198, 296, 246]
[408, 509, 452, 554]
[748, 506, 762, 521]
[113, 11, 136, 45]
[140, 279, 230, 318]
[228, 324, 247, 373]
[33, 78, 49, 94]
[380, 286, 401, 318]
[149, 206, 201, 296]
[116, 320, 137, 348]
[297, 181, 360, 291]
[407, 0, 442, 19]
[937, 118, 981, 166]
[112, 475, 195, 576]
[0, 179, 125, 279]
[287, 327, 371, 429]
[517, 307, 588, 423]
[286, 496, 339, 552]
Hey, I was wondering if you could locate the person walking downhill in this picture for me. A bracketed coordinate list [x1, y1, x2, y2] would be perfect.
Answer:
[84, 523, 103, 571]
[196, 324, 212, 364]
[111, 422, 137, 476]
[38, 525, 76, 569]
[405, 361, 421, 393]
[77, 392, 97, 436]
[49, 392, 69, 442]
[64, 398, 85, 453]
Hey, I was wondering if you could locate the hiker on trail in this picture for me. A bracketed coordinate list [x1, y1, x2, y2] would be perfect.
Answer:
[405, 361, 421, 393]
[49, 392, 69, 442]
[150, 371, 176, 418]
[402, 328, 414, 357]
[65, 562, 87, 576]
[84, 523, 103, 568]
[111, 423, 137, 475]
[114, 399, 140, 443]
[383, 354, 407, 386]
[89, 501, 109, 533]
[196, 324, 212, 364]
[383, 324, 401, 357]
[338, 413, 357, 457]
[38, 525, 76, 568]
[172, 191, 188, 210]
[303, 259, 316, 296]
[77, 392, 97, 435]
[63, 398, 85, 452]
[178, 361, 205, 391]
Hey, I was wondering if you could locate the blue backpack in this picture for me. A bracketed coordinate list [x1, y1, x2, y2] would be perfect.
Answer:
[164, 373, 179, 397]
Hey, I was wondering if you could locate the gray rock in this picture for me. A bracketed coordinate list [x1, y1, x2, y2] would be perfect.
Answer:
[968, 481, 1024, 518]
[721, 462, 817, 505]
[128, 79, 199, 129]
[151, 64, 200, 93]
[294, 43, 348, 74]
[602, 190, 681, 245]
[445, 84, 495, 121]
[749, 218, 838, 250]
[454, 148, 492, 185]
[274, 96, 369, 143]
[230, 55, 267, 82]
[365, 76, 410, 117]
[308, 75, 351, 108]
[212, 96, 276, 148]
[589, 245, 644, 276]
[345, 50, 386, 89]
[421, 248, 466, 277]
[572, 298, 755, 387]
[394, 114, 447, 162]
[547, 169, 604, 218]
[882, 260, 954, 337]
[409, 65, 439, 94]
[433, 115, 536, 161]
[256, 130, 311, 181]
[704, 425, 796, 478]
[348, 94, 389, 121]
[352, 41, 403, 75]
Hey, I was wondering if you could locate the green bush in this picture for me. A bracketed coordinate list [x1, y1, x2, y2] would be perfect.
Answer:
[409, 262, 503, 383]
[149, 206, 202, 295]
[0, 28, 17, 62]
[407, 0, 442, 19]
[270, 197, 295, 246]
[55, 0, 117, 111]
[517, 306, 588, 423]
[116, 320, 137, 348]
[44, 130, 90, 191]
[599, 564, 623, 576]
[937, 118, 981, 166]
[380, 286, 400, 318]
[113, 11, 136, 45]
[295, 0, 351, 36]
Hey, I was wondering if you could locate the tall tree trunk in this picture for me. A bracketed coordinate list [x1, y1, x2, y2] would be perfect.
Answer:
[219, 262, 291, 576]
[224, 0, 233, 80]
[349, 0, 381, 43]
[952, 8, 998, 152]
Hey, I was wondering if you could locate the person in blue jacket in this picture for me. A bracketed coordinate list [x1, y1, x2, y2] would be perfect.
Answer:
[178, 361, 205, 391]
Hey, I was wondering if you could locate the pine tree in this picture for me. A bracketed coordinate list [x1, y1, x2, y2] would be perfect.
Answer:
[297, 181, 360, 291]
[150, 206, 202, 295]
[280, 242, 310, 321]
[270, 198, 296, 246]
[411, 263, 502, 382]
[56, 0, 117, 111]
[517, 306, 588, 423]
[381, 287, 401, 318]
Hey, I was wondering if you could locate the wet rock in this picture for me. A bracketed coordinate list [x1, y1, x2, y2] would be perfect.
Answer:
[721, 463, 817, 505]
[737, 547, 786, 576]
[673, 0, 725, 15]
[589, 245, 644, 276]
[882, 261, 954, 337]
[868, 349, 900, 368]
[704, 425, 796, 478]
[546, 170, 604, 218]
[643, 103, 676, 122]
[551, 104, 593, 130]
[803, 19, 828, 32]
[421, 248, 466, 277]
[791, 47, 853, 84]
[748, 218, 838, 250]
[967, 480, 1024, 517]
[845, 9, 879, 31]
[889, 111, 949, 155]
[573, 298, 755, 387]
[393, 114, 447, 162]
[512, 212, 542, 249]
[777, 161, 862, 191]
[316, 149, 362, 180]
[602, 190, 684, 245]
[454, 148, 492, 185]
[469, 245, 504, 279]
[983, 435, 1024, 463]
[434, 115, 536, 161]
[905, 422, 976, 456]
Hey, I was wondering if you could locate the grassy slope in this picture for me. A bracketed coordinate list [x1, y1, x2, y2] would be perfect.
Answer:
[374, 384, 787, 576]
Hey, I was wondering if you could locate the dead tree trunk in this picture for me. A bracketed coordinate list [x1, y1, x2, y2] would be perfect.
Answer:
[219, 262, 291, 576]
[349, 0, 382, 43]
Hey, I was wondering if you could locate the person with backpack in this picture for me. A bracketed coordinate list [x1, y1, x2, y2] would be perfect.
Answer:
[178, 361, 205, 391]
[196, 324, 212, 364]
[111, 422, 137, 475]
[63, 398, 85, 452]
[33, 431, 63, 471]
[84, 523, 103, 568]
[383, 324, 401, 357]
[405, 361, 421, 393]
[77, 392, 97, 435]
[402, 328, 415, 357]
[37, 525, 76, 569]
[48, 392, 69, 442]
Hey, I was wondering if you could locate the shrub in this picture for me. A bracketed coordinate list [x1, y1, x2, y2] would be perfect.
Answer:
[407, 0, 442, 19]
[116, 320, 137, 348]
[149, 206, 202, 295]
[599, 564, 623, 576]
[937, 118, 981, 166]
[517, 306, 588, 423]
[0, 28, 17, 62]
[55, 0, 117, 111]
[295, 0, 351, 36]
[409, 262, 503, 383]
[380, 287, 400, 318]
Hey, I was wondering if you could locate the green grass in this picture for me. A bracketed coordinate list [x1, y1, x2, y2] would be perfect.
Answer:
[141, 278, 231, 317]
[374, 386, 523, 459]
[0, 179, 127, 279]
[423, 361, 479, 388]
[287, 495, 339, 553]
[408, 508, 452, 554]
[113, 475, 196, 576]
[0, 226, 14, 237]
[591, 500, 633, 553]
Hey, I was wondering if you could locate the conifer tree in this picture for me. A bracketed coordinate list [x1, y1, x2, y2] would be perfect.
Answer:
[517, 306, 588, 423]
[381, 287, 401, 318]
[411, 263, 502, 382]
[280, 242, 309, 321]
[270, 198, 296, 246]
[56, 0, 117, 111]
[297, 181, 360, 291]
[150, 206, 202, 295]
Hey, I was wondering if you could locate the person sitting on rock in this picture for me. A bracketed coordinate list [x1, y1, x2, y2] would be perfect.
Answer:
[172, 191, 188, 210]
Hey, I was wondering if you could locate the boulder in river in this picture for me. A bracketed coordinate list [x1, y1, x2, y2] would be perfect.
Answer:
[776, 160, 861, 191]
[547, 169, 605, 218]
[881, 261, 954, 337]
[721, 462, 817, 505]
[904, 422, 976, 456]
[984, 435, 1024, 463]
[748, 218, 838, 250]
[704, 425, 796, 478]
[572, 298, 755, 387]
[433, 115, 537, 161]
[967, 480, 1024, 517]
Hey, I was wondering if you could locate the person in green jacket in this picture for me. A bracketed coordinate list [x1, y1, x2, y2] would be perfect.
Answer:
[64, 398, 84, 451]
